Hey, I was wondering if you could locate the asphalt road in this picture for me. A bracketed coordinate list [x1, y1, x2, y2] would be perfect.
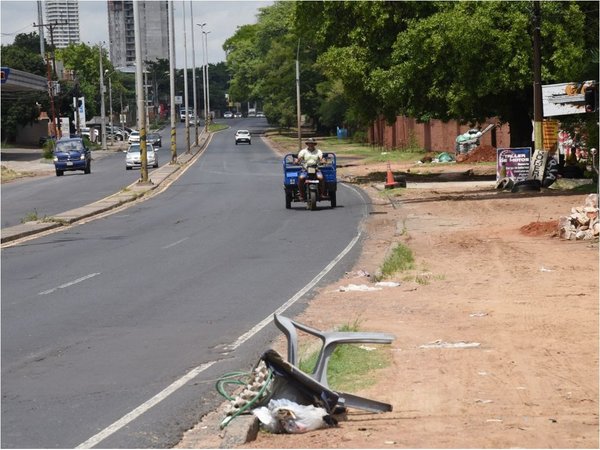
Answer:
[1, 124, 193, 229]
[1, 119, 370, 448]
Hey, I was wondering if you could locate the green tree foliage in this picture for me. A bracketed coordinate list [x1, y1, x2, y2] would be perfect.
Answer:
[225, 1, 598, 146]
[55, 43, 116, 120]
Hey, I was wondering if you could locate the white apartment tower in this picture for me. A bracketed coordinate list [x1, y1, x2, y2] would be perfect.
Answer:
[107, 0, 169, 69]
[44, 0, 80, 48]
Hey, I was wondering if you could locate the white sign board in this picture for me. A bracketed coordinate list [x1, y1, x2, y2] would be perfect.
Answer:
[542, 81, 593, 117]
[174, 95, 183, 105]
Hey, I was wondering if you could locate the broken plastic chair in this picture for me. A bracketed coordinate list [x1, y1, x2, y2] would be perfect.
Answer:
[271, 313, 395, 413]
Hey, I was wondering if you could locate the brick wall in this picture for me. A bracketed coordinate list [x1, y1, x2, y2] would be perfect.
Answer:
[369, 116, 511, 152]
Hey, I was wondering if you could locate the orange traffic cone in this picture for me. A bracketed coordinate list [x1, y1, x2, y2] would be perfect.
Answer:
[384, 162, 399, 189]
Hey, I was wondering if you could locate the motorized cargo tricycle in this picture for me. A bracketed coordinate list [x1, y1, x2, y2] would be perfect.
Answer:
[283, 152, 337, 210]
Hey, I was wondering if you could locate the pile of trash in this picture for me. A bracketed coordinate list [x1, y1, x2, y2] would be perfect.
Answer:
[557, 194, 599, 240]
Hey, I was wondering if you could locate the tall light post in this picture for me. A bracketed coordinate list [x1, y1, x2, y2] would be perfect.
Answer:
[203, 30, 211, 128]
[182, 2, 190, 154]
[105, 69, 114, 146]
[190, 4, 199, 145]
[196, 22, 206, 132]
[98, 43, 107, 151]
[296, 40, 302, 151]
[133, 0, 148, 183]
[168, 0, 177, 164]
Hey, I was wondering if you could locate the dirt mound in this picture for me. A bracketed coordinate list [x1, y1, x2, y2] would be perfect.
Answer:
[457, 145, 497, 163]
[520, 220, 559, 236]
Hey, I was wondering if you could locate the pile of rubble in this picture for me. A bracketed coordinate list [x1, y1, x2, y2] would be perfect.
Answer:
[558, 194, 599, 240]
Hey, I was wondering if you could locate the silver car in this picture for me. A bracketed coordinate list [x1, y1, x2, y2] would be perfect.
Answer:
[126, 143, 158, 169]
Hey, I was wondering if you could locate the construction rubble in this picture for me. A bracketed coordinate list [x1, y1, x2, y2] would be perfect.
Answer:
[558, 193, 599, 240]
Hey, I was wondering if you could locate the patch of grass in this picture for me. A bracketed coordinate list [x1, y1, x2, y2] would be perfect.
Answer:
[572, 181, 599, 193]
[380, 243, 414, 278]
[298, 319, 391, 392]
[209, 123, 228, 132]
[21, 210, 42, 223]
[267, 134, 428, 163]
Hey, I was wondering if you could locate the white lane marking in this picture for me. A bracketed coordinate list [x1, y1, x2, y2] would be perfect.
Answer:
[228, 230, 363, 352]
[38, 273, 101, 296]
[162, 237, 189, 249]
[77, 183, 368, 448]
[76, 361, 216, 449]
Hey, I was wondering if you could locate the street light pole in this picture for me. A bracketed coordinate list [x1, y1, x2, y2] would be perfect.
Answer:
[99, 44, 107, 151]
[168, 0, 177, 164]
[182, 3, 190, 154]
[203, 30, 211, 127]
[296, 39, 302, 151]
[133, 0, 148, 183]
[190, 3, 198, 145]
[105, 70, 114, 146]
[196, 23, 206, 132]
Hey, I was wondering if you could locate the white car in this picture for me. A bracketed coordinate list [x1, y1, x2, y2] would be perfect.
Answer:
[235, 130, 251, 145]
[126, 143, 158, 169]
[128, 130, 140, 144]
[224, 111, 233, 119]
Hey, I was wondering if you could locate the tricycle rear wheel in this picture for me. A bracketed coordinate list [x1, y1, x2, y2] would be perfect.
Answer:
[330, 191, 336, 208]
[285, 189, 293, 209]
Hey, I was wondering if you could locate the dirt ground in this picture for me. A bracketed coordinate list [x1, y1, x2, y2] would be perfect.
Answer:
[230, 154, 599, 448]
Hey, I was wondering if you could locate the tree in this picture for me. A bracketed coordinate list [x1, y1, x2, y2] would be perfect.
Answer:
[370, 1, 595, 146]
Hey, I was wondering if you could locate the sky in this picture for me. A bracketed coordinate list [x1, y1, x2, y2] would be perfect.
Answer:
[0, 0, 273, 68]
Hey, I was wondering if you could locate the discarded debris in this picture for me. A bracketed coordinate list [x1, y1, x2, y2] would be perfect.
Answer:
[558, 194, 599, 240]
[469, 312, 488, 317]
[375, 281, 401, 287]
[419, 340, 481, 349]
[252, 398, 337, 434]
[338, 284, 382, 292]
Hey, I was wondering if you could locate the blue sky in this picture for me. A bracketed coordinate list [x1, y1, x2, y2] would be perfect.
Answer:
[1, 0, 273, 68]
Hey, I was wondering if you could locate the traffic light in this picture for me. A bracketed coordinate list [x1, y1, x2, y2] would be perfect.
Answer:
[584, 83, 597, 113]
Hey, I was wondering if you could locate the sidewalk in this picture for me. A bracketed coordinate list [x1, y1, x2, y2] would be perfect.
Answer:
[1, 134, 210, 244]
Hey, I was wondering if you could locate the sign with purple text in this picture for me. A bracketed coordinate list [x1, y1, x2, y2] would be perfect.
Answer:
[496, 148, 531, 181]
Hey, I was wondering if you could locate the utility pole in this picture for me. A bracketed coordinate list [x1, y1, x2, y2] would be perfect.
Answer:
[532, 0, 543, 151]
[182, 3, 190, 154]
[168, 0, 177, 164]
[133, 0, 148, 183]
[296, 40, 302, 151]
[99, 45, 107, 151]
[190, 2, 198, 146]
[203, 30, 211, 127]
[34, 20, 66, 139]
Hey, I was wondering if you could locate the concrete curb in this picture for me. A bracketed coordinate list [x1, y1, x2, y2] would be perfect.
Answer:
[1, 134, 210, 245]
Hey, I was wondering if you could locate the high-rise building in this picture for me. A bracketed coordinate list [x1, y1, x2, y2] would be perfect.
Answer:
[44, 0, 80, 48]
[107, 0, 169, 69]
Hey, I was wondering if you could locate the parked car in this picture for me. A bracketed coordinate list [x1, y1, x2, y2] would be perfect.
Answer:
[256, 111, 265, 118]
[235, 129, 251, 145]
[224, 111, 233, 119]
[128, 130, 140, 144]
[53, 137, 91, 176]
[147, 132, 162, 147]
[126, 143, 158, 170]
[104, 125, 128, 141]
[234, 112, 243, 118]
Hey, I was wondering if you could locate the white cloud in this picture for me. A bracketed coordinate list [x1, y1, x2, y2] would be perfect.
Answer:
[1, 0, 272, 68]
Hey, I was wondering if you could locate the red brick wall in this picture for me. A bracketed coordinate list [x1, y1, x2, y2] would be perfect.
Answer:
[369, 116, 511, 152]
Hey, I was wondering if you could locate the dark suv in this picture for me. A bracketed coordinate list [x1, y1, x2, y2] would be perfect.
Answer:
[53, 137, 91, 176]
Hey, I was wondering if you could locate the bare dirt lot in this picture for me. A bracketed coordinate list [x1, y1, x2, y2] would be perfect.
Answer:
[231, 156, 599, 449]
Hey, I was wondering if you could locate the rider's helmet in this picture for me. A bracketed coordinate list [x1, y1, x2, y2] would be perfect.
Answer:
[305, 138, 317, 147]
